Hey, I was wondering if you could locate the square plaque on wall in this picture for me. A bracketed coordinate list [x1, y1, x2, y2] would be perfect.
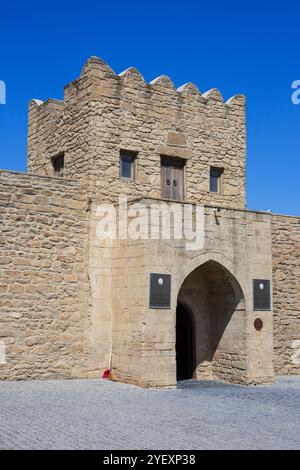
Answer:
[149, 273, 172, 309]
[253, 279, 271, 311]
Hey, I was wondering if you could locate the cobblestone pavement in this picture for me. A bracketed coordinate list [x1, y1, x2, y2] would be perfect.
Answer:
[0, 376, 299, 450]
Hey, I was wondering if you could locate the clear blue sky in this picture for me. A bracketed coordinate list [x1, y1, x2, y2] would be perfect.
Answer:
[0, 0, 299, 215]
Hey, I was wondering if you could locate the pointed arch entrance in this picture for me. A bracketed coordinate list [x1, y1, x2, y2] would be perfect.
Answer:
[176, 259, 246, 383]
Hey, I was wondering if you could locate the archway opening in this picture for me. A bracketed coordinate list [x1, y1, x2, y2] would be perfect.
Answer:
[176, 260, 246, 383]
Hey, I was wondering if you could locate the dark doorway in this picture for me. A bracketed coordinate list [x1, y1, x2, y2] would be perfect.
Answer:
[176, 260, 246, 383]
[176, 304, 194, 381]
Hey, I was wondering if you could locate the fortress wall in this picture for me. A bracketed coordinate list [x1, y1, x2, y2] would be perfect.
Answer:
[27, 56, 247, 209]
[27, 99, 64, 175]
[85, 57, 246, 208]
[0, 171, 90, 380]
[105, 200, 274, 387]
[27, 82, 94, 187]
[272, 214, 300, 374]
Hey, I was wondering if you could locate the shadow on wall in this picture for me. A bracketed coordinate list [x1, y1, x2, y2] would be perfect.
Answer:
[176, 260, 246, 383]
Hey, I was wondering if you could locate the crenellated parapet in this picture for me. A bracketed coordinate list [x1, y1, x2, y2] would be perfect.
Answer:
[27, 56, 247, 209]
[75, 56, 245, 111]
[29, 98, 63, 110]
[29, 55, 245, 116]
[28, 55, 245, 128]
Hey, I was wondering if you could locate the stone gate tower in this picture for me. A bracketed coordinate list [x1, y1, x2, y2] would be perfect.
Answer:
[0, 57, 299, 386]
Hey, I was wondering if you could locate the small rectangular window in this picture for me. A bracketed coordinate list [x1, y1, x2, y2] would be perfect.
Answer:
[120, 151, 137, 180]
[210, 167, 223, 194]
[52, 153, 64, 177]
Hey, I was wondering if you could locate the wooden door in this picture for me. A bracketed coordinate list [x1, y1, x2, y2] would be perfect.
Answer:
[161, 157, 185, 201]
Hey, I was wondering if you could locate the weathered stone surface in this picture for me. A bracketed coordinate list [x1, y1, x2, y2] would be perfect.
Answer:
[27, 56, 246, 209]
[272, 215, 300, 375]
[103, 201, 274, 387]
[0, 171, 89, 380]
[0, 57, 299, 387]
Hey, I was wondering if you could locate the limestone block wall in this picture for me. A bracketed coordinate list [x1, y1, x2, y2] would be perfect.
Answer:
[93, 199, 274, 387]
[27, 85, 94, 187]
[85, 204, 115, 378]
[272, 214, 300, 375]
[111, 238, 148, 386]
[27, 56, 247, 209]
[0, 171, 89, 380]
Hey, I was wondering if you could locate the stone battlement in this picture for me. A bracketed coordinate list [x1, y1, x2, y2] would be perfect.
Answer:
[31, 56, 245, 111]
[27, 56, 247, 209]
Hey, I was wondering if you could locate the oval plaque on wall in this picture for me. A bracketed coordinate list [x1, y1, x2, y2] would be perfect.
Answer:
[254, 318, 263, 331]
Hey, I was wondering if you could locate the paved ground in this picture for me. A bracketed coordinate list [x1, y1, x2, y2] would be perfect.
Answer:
[0, 376, 299, 450]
